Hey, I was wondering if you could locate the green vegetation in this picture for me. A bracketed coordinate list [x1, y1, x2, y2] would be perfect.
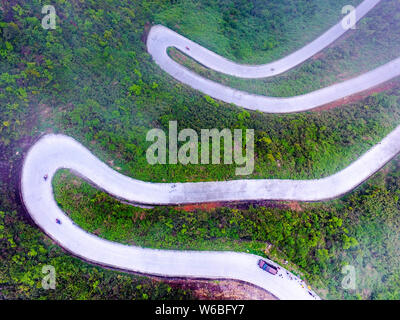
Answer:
[156, 0, 361, 64]
[53, 164, 400, 300]
[168, 0, 400, 97]
[0, 202, 192, 299]
[1, 0, 399, 185]
[1, 0, 399, 300]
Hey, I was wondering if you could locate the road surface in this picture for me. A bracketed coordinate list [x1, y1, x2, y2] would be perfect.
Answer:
[149, 0, 381, 78]
[147, 0, 400, 113]
[20, 0, 400, 299]
[21, 125, 400, 299]
[21, 137, 323, 300]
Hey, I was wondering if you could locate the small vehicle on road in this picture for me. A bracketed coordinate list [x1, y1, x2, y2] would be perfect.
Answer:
[258, 259, 278, 275]
[56, 218, 61, 225]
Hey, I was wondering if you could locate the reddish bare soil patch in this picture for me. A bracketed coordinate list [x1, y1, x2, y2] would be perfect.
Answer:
[285, 201, 303, 212]
[175, 198, 304, 212]
[314, 81, 399, 112]
[175, 199, 306, 213]
[312, 51, 325, 61]
[141, 21, 152, 43]
[176, 202, 224, 212]
[163, 278, 278, 300]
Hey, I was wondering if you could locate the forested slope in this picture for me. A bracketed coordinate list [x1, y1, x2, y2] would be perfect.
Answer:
[1, 0, 399, 299]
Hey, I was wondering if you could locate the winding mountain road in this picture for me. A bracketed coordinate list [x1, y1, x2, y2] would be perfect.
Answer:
[21, 125, 400, 300]
[147, 0, 400, 113]
[22, 129, 400, 207]
[149, 0, 381, 79]
[21, 136, 321, 300]
[20, 0, 400, 300]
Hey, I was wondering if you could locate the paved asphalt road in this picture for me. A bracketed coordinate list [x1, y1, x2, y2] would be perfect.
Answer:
[20, 0, 400, 299]
[146, 0, 400, 113]
[21, 125, 400, 299]
[148, 0, 381, 79]
[21, 137, 322, 300]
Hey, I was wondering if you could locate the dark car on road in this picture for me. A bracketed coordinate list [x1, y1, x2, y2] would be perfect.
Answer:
[258, 259, 278, 275]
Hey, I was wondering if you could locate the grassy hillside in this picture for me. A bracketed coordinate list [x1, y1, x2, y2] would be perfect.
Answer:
[0, 0, 399, 299]
[155, 0, 361, 64]
[53, 160, 400, 300]
[168, 0, 400, 97]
